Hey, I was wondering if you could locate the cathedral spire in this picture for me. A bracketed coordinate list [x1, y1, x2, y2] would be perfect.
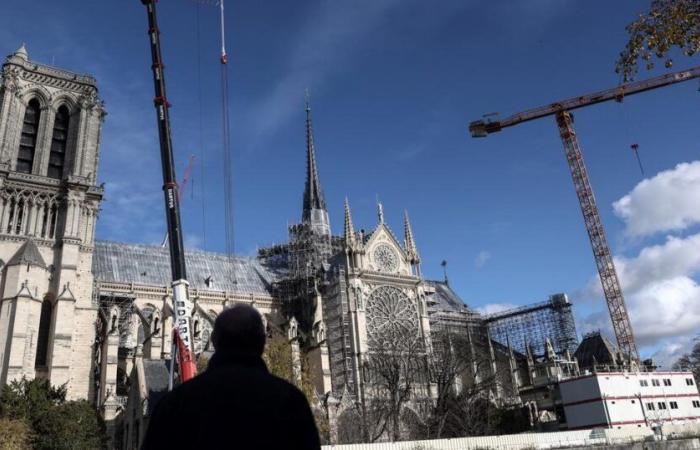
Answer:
[344, 197, 355, 246]
[302, 91, 326, 222]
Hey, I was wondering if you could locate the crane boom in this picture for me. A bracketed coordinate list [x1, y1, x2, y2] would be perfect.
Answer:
[141, 0, 197, 385]
[470, 65, 700, 137]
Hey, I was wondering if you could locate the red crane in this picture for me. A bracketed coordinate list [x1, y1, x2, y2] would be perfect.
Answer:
[469, 65, 700, 363]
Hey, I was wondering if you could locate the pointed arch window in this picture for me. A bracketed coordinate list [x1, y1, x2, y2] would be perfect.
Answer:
[48, 106, 69, 179]
[17, 99, 41, 174]
[35, 299, 52, 368]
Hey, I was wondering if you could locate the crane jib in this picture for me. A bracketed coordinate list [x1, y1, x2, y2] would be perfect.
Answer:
[469, 65, 700, 137]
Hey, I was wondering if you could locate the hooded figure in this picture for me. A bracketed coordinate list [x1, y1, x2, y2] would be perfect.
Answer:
[142, 304, 320, 450]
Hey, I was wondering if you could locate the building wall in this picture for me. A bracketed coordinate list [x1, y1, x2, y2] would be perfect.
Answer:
[0, 47, 104, 401]
[561, 372, 700, 430]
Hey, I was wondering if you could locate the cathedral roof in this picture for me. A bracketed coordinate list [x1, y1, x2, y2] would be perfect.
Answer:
[7, 238, 47, 269]
[93, 241, 286, 295]
[424, 280, 475, 314]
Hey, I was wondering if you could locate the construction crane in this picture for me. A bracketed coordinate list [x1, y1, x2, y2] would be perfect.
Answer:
[469, 65, 700, 363]
[140, 0, 197, 385]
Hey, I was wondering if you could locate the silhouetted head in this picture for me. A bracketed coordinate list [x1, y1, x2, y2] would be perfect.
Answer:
[211, 304, 266, 357]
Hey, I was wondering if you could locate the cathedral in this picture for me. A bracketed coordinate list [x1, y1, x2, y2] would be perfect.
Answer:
[0, 46, 581, 447]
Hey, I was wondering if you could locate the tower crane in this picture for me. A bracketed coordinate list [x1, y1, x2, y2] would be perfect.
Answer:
[469, 65, 700, 363]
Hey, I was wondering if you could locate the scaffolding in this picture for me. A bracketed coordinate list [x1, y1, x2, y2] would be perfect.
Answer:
[484, 293, 578, 358]
[258, 220, 343, 334]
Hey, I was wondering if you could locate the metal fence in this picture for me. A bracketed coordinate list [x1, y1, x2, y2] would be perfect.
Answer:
[321, 425, 688, 450]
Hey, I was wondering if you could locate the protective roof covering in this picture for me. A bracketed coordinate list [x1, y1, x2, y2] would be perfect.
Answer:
[7, 238, 46, 269]
[93, 241, 287, 295]
[424, 280, 475, 313]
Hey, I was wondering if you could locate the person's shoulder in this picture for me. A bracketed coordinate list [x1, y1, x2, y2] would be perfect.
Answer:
[266, 373, 310, 402]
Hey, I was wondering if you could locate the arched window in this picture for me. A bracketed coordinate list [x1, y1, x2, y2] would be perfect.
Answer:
[35, 299, 52, 368]
[48, 106, 69, 179]
[17, 99, 41, 174]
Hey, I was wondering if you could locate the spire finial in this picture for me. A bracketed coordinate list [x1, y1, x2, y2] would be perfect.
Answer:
[441, 259, 449, 286]
[344, 197, 355, 245]
[302, 90, 326, 222]
[377, 200, 384, 224]
[13, 43, 27, 60]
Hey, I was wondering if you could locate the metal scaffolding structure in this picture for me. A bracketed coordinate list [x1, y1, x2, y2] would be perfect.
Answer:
[484, 293, 578, 358]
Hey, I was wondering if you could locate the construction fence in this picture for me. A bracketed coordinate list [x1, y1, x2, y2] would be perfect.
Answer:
[322, 423, 700, 450]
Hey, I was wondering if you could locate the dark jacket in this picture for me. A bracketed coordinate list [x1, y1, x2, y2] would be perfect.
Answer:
[142, 350, 321, 450]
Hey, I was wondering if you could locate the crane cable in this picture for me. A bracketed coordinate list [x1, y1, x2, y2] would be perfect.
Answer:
[219, 0, 237, 282]
[196, 0, 208, 251]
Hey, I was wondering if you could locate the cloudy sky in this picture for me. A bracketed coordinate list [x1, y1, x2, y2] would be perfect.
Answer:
[2, 0, 698, 365]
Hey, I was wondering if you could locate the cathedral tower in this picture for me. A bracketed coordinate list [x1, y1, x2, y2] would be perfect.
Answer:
[0, 46, 105, 399]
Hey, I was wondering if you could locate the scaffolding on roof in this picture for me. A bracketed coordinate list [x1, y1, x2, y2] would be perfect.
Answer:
[484, 293, 578, 358]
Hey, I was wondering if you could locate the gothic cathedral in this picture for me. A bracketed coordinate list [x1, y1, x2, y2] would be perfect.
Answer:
[0, 46, 528, 447]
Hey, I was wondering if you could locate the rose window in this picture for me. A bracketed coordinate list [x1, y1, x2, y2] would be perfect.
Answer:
[366, 285, 419, 346]
[373, 244, 398, 272]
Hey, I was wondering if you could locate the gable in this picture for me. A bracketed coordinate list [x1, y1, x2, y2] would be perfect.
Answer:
[364, 224, 411, 275]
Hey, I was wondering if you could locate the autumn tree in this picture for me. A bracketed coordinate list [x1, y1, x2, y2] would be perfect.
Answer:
[617, 0, 700, 81]
[263, 335, 331, 443]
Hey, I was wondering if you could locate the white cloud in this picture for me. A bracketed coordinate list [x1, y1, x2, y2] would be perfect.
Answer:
[651, 335, 697, 369]
[613, 161, 700, 238]
[476, 303, 518, 316]
[246, 0, 406, 145]
[576, 162, 700, 361]
[475, 250, 491, 269]
[577, 233, 700, 354]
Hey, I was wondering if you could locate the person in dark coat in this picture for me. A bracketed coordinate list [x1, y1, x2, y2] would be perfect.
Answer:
[142, 304, 321, 450]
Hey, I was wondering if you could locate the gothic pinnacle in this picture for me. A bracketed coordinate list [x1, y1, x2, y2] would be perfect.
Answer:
[344, 197, 355, 246]
[14, 43, 28, 60]
[403, 210, 420, 263]
[377, 201, 384, 224]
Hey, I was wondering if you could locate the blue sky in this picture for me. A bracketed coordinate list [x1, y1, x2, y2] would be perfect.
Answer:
[3, 0, 699, 364]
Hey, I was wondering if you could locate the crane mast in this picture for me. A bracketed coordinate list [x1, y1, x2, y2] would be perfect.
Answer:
[556, 111, 638, 360]
[469, 65, 700, 363]
[141, 0, 197, 384]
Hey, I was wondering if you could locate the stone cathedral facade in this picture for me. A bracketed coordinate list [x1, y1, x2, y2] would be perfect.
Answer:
[0, 47, 570, 447]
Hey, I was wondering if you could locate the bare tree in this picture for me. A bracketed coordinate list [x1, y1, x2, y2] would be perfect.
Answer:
[673, 338, 700, 386]
[361, 334, 427, 442]
[617, 0, 700, 81]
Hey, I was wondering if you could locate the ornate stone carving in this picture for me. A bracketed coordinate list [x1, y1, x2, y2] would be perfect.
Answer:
[365, 285, 419, 347]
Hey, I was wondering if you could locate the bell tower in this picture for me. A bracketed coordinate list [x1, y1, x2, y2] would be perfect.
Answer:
[0, 45, 105, 399]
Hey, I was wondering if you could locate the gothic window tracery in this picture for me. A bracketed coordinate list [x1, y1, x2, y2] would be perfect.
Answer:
[365, 285, 420, 347]
[373, 243, 398, 272]
[48, 106, 69, 179]
[17, 99, 40, 174]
